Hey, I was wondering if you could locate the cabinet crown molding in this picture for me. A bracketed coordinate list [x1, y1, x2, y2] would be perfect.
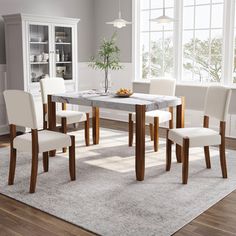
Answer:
[3, 13, 80, 25]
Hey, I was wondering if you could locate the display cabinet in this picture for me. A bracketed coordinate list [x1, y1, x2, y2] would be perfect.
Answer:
[3, 14, 79, 128]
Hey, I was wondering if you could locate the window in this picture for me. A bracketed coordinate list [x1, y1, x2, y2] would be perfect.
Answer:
[140, 0, 174, 79]
[182, 0, 224, 83]
[233, 1, 236, 83]
[134, 0, 236, 85]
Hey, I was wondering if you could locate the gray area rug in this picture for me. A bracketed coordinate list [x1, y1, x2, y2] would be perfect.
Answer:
[0, 128, 236, 236]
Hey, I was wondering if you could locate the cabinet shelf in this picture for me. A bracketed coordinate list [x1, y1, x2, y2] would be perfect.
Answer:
[56, 61, 72, 64]
[55, 42, 71, 45]
[30, 42, 48, 45]
[30, 62, 49, 65]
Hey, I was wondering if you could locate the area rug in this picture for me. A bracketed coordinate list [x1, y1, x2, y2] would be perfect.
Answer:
[0, 128, 236, 236]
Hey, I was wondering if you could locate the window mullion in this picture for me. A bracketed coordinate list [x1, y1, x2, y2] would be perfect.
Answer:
[208, 0, 212, 83]
[174, 0, 183, 82]
[148, 0, 151, 79]
[193, 0, 196, 82]
[222, 0, 235, 85]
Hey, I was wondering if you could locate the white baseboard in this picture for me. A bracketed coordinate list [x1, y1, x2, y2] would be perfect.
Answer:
[0, 125, 9, 135]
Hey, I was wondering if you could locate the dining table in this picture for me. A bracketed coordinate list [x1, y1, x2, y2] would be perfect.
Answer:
[47, 90, 185, 181]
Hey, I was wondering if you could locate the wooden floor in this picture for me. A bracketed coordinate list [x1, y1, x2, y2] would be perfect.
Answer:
[0, 119, 236, 236]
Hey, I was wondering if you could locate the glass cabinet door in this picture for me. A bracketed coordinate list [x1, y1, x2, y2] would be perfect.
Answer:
[29, 24, 50, 83]
[54, 26, 73, 80]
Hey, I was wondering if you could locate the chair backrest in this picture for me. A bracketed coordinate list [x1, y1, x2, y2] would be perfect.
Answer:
[204, 85, 232, 121]
[149, 78, 176, 96]
[4, 90, 38, 129]
[40, 77, 65, 104]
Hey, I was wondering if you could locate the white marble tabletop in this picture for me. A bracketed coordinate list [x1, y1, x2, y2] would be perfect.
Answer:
[51, 90, 181, 112]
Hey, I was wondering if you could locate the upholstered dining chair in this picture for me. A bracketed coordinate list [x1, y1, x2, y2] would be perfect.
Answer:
[128, 78, 176, 152]
[4, 90, 76, 193]
[40, 77, 89, 152]
[166, 85, 232, 184]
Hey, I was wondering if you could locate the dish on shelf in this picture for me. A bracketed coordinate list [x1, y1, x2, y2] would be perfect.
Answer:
[115, 88, 133, 97]
[56, 66, 66, 77]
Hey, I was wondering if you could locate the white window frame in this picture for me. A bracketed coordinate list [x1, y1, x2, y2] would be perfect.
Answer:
[132, 0, 236, 86]
[222, 0, 235, 85]
[182, 1, 224, 83]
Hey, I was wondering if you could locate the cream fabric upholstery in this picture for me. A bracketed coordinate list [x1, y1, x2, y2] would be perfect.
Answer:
[131, 78, 175, 124]
[4, 90, 38, 129]
[149, 78, 176, 96]
[204, 86, 232, 121]
[132, 110, 171, 124]
[40, 77, 87, 125]
[40, 77, 65, 104]
[169, 128, 221, 147]
[168, 86, 231, 148]
[45, 110, 87, 124]
[14, 130, 71, 153]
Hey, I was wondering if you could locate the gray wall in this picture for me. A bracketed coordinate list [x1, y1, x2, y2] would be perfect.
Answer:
[0, 0, 95, 62]
[94, 0, 132, 62]
[0, 0, 132, 63]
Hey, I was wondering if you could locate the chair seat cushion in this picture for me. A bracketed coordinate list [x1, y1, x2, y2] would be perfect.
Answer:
[14, 130, 71, 153]
[132, 110, 171, 124]
[46, 110, 87, 125]
[168, 127, 221, 147]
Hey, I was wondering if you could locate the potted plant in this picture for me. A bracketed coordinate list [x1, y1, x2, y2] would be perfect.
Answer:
[89, 33, 122, 94]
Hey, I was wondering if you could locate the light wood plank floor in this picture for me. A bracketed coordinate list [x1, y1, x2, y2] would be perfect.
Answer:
[0, 119, 235, 236]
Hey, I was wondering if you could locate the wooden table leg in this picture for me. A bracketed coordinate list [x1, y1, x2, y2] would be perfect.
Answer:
[48, 95, 56, 157]
[135, 105, 145, 181]
[92, 107, 99, 145]
[176, 97, 185, 163]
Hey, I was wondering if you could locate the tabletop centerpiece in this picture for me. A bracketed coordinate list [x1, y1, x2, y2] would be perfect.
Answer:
[89, 32, 122, 95]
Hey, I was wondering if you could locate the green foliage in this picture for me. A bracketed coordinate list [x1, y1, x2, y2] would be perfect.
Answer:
[142, 38, 173, 79]
[142, 36, 226, 82]
[89, 32, 122, 72]
[183, 38, 222, 82]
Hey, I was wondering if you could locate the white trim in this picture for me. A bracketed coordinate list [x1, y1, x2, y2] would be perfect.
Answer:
[3, 13, 80, 25]
[133, 79, 236, 89]
[174, 0, 183, 81]
[132, 0, 140, 82]
[222, 0, 235, 85]
[0, 125, 9, 135]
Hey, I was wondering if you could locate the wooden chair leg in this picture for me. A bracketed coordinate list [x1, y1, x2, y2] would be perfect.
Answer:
[169, 107, 174, 129]
[219, 144, 227, 178]
[219, 121, 227, 178]
[149, 123, 154, 141]
[8, 147, 17, 185]
[43, 104, 48, 130]
[69, 136, 76, 181]
[43, 120, 47, 130]
[182, 138, 189, 184]
[43, 152, 49, 172]
[154, 117, 159, 152]
[61, 117, 67, 153]
[8, 124, 17, 185]
[204, 146, 211, 169]
[30, 130, 39, 193]
[128, 113, 134, 147]
[169, 107, 174, 145]
[203, 116, 211, 169]
[166, 130, 172, 171]
[84, 113, 90, 146]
